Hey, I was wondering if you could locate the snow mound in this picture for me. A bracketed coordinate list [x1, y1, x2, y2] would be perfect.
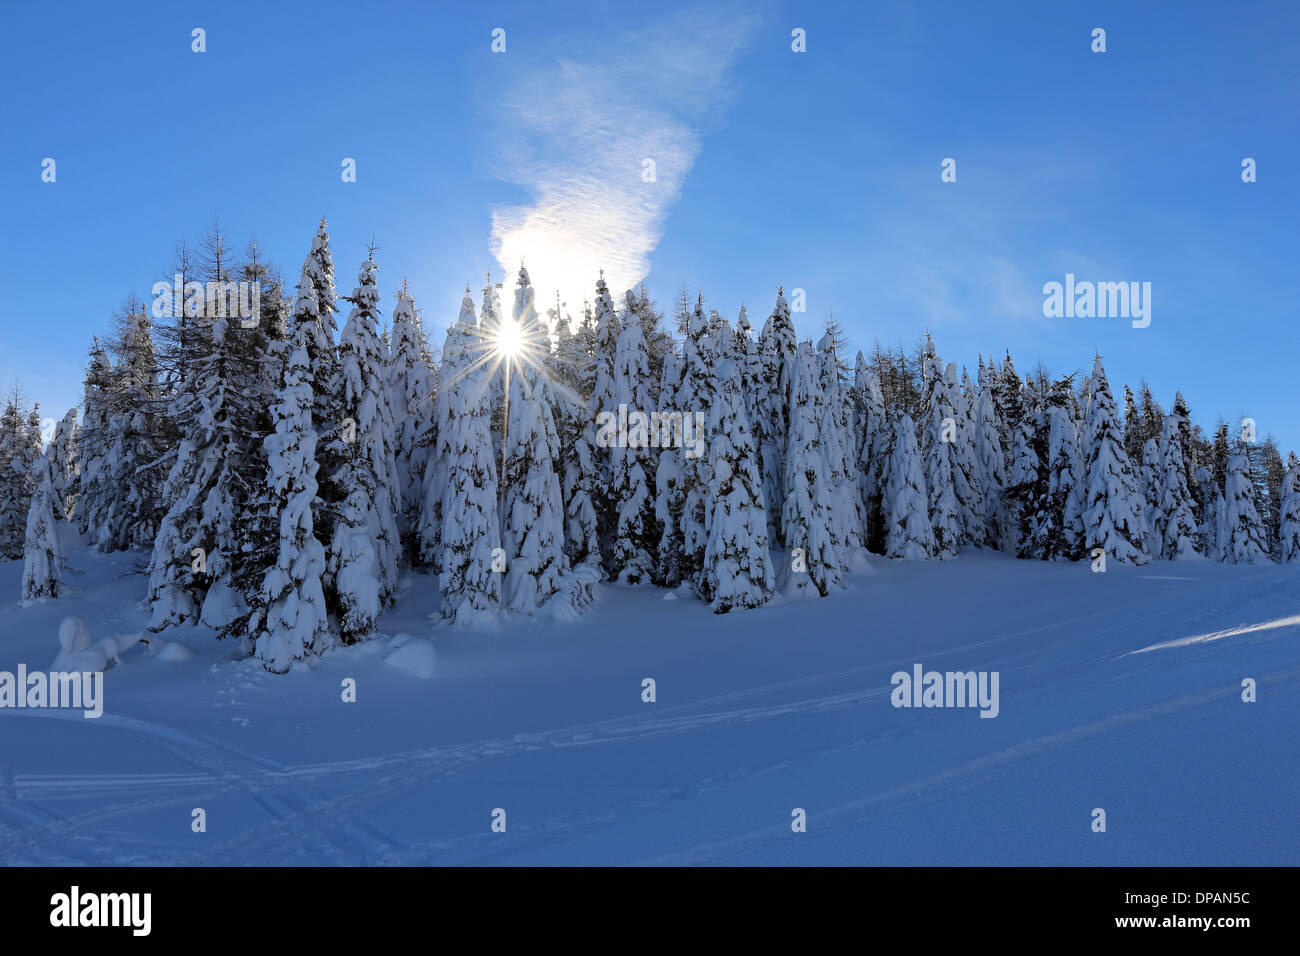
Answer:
[155, 640, 198, 662]
[538, 566, 602, 623]
[52, 620, 144, 672]
[384, 638, 437, 678]
[58, 617, 92, 654]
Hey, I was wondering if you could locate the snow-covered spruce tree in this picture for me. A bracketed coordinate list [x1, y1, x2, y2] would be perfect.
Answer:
[1169, 391, 1205, 521]
[957, 366, 985, 546]
[502, 366, 568, 612]
[145, 253, 279, 630]
[1196, 467, 1226, 561]
[709, 308, 734, 359]
[418, 286, 478, 569]
[50, 408, 79, 519]
[481, 273, 511, 465]
[0, 396, 35, 560]
[918, 339, 966, 559]
[1139, 437, 1164, 558]
[1222, 442, 1270, 564]
[439, 312, 502, 625]
[587, 272, 621, 553]
[1278, 452, 1300, 563]
[499, 267, 567, 612]
[1076, 370, 1093, 437]
[780, 342, 842, 595]
[1003, 415, 1042, 557]
[971, 359, 1006, 548]
[1156, 410, 1201, 560]
[94, 301, 165, 552]
[993, 351, 1025, 481]
[653, 347, 686, 587]
[883, 413, 934, 560]
[606, 291, 660, 584]
[1251, 436, 1286, 559]
[756, 287, 798, 544]
[254, 336, 330, 673]
[327, 255, 402, 642]
[1121, 384, 1143, 463]
[1034, 380, 1085, 561]
[817, 332, 865, 565]
[296, 220, 346, 581]
[854, 356, 893, 554]
[678, 295, 722, 589]
[1081, 356, 1149, 565]
[69, 340, 114, 540]
[388, 279, 437, 555]
[545, 311, 601, 573]
[734, 305, 764, 441]
[21, 456, 65, 601]
[699, 358, 774, 612]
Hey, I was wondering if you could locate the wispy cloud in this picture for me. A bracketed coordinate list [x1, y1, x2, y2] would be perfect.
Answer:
[487, 8, 759, 313]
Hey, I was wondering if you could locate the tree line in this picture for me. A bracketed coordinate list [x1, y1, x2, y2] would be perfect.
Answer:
[9, 219, 1299, 672]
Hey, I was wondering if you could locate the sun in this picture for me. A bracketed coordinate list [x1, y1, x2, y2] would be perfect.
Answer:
[494, 317, 525, 358]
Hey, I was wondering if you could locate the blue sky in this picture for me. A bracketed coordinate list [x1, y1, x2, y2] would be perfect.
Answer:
[2, 0, 1297, 450]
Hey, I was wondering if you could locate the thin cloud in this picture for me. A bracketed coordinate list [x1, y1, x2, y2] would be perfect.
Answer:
[488, 10, 760, 312]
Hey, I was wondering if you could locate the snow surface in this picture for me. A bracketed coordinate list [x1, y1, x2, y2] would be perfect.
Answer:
[0, 545, 1296, 865]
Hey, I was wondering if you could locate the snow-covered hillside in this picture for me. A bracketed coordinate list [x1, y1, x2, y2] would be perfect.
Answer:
[2, 545, 1296, 865]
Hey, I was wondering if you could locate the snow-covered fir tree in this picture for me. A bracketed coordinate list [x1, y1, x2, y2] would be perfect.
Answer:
[1278, 452, 1300, 564]
[817, 331, 865, 565]
[852, 352, 891, 553]
[756, 287, 798, 544]
[1139, 437, 1164, 558]
[1081, 356, 1149, 565]
[956, 366, 985, 545]
[546, 310, 601, 573]
[918, 339, 968, 559]
[388, 279, 437, 554]
[1221, 443, 1270, 564]
[653, 347, 686, 587]
[0, 395, 39, 560]
[502, 365, 568, 612]
[1003, 413, 1042, 557]
[328, 255, 402, 641]
[94, 301, 165, 552]
[1155, 408, 1202, 560]
[50, 408, 79, 519]
[69, 341, 114, 541]
[439, 301, 502, 625]
[677, 294, 721, 589]
[1033, 380, 1085, 560]
[587, 272, 621, 554]
[883, 413, 934, 560]
[296, 220, 346, 581]
[699, 358, 774, 612]
[499, 267, 567, 613]
[418, 286, 478, 569]
[605, 291, 660, 583]
[993, 352, 1025, 478]
[780, 342, 843, 595]
[146, 251, 281, 630]
[21, 455, 66, 601]
[733, 305, 764, 439]
[254, 336, 329, 672]
[971, 359, 1006, 548]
